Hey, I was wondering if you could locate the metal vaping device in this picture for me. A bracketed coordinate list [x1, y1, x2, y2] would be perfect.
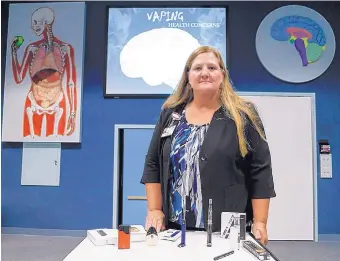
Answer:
[178, 196, 189, 248]
[242, 240, 270, 260]
[207, 199, 213, 247]
[221, 214, 235, 239]
[248, 232, 281, 261]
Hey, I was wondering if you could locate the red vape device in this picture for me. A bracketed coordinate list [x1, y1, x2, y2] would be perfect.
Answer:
[118, 225, 131, 249]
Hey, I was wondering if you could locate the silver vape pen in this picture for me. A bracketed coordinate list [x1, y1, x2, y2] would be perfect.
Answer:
[207, 199, 213, 247]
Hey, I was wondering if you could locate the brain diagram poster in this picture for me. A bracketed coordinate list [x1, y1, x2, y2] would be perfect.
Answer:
[105, 8, 227, 97]
[256, 5, 336, 83]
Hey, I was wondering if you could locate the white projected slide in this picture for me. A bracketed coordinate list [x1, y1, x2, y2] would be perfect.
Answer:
[105, 8, 227, 97]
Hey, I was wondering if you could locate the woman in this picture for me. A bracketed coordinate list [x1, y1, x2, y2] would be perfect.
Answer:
[140, 46, 276, 245]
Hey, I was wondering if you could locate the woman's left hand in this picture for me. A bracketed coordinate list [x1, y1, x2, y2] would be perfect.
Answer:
[252, 221, 268, 245]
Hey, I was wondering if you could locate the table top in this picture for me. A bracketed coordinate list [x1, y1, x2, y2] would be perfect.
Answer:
[63, 231, 262, 261]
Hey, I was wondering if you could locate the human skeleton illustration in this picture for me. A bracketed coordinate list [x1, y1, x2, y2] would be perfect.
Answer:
[10, 7, 77, 138]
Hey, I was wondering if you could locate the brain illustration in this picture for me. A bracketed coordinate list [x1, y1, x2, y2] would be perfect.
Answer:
[270, 15, 326, 66]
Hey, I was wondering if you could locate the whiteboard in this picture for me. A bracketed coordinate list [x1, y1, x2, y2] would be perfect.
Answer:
[239, 93, 316, 241]
[112, 92, 317, 241]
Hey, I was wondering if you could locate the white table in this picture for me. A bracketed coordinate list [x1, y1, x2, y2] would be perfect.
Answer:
[63, 231, 262, 261]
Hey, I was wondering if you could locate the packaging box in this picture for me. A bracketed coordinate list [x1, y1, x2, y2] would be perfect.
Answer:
[129, 225, 147, 242]
[87, 225, 147, 246]
[221, 212, 246, 240]
[159, 229, 181, 242]
[87, 229, 118, 246]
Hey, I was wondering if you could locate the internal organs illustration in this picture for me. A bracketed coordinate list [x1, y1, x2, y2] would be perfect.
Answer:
[270, 15, 326, 66]
[10, 7, 77, 138]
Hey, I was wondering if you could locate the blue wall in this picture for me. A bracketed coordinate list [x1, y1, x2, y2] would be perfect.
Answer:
[1, 1, 340, 234]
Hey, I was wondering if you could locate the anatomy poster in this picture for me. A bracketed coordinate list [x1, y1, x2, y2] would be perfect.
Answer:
[105, 7, 227, 97]
[2, 2, 86, 142]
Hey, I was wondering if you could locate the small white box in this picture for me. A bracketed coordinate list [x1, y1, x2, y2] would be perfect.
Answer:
[87, 225, 147, 246]
[221, 212, 246, 240]
[87, 229, 118, 246]
[159, 229, 181, 242]
[129, 225, 147, 242]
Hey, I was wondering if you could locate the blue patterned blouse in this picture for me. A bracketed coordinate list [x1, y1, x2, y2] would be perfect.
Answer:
[168, 109, 209, 228]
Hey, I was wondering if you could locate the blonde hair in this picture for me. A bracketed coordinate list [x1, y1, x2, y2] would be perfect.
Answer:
[162, 46, 266, 157]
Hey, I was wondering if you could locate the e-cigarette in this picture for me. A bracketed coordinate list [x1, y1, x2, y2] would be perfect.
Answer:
[221, 214, 235, 238]
[145, 226, 158, 246]
[213, 250, 235, 260]
[248, 232, 281, 261]
[207, 198, 213, 247]
[118, 225, 131, 249]
[178, 196, 189, 248]
[242, 240, 270, 260]
[239, 214, 246, 240]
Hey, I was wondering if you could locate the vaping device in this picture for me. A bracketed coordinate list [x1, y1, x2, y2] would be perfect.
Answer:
[233, 217, 240, 250]
[248, 232, 281, 261]
[214, 250, 235, 261]
[178, 196, 189, 248]
[207, 198, 213, 247]
[221, 214, 235, 238]
[242, 240, 270, 260]
[145, 226, 158, 246]
[239, 214, 246, 240]
[118, 225, 131, 249]
[161, 229, 181, 241]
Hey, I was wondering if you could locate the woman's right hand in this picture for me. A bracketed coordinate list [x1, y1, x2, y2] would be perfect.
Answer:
[145, 209, 165, 233]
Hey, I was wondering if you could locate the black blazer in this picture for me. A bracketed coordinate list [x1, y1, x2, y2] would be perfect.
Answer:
[141, 104, 276, 232]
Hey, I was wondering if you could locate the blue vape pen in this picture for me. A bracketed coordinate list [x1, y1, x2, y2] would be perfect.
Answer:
[178, 195, 189, 248]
